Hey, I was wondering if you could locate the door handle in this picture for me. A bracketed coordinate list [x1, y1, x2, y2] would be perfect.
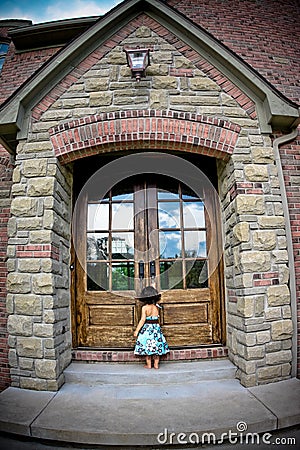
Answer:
[149, 260, 156, 278]
[138, 261, 144, 280]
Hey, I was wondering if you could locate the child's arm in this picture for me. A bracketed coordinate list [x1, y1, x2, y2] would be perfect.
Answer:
[133, 306, 147, 337]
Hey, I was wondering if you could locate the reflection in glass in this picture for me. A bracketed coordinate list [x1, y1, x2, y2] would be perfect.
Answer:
[184, 231, 206, 257]
[185, 260, 208, 288]
[87, 262, 108, 291]
[160, 261, 183, 290]
[112, 263, 134, 290]
[88, 204, 109, 231]
[112, 203, 134, 230]
[111, 232, 134, 259]
[182, 184, 203, 200]
[160, 231, 182, 259]
[158, 202, 180, 229]
[183, 202, 205, 228]
[157, 190, 179, 200]
[87, 233, 109, 260]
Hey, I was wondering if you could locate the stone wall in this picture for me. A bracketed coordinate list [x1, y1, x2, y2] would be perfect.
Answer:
[4, 19, 294, 389]
[6, 146, 72, 390]
[218, 134, 293, 386]
[0, 145, 13, 391]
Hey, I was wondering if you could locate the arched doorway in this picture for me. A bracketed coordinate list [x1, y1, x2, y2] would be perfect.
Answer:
[72, 152, 225, 350]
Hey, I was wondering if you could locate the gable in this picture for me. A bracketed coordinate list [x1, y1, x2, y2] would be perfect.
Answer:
[0, 0, 299, 154]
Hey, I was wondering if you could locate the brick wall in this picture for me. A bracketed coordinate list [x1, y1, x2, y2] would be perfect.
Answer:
[0, 44, 62, 104]
[278, 130, 300, 377]
[168, 0, 300, 104]
[0, 145, 13, 391]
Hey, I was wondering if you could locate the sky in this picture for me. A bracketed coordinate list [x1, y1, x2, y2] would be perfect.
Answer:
[0, 0, 123, 24]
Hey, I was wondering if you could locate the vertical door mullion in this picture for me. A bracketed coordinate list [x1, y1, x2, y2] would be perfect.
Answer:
[146, 182, 159, 289]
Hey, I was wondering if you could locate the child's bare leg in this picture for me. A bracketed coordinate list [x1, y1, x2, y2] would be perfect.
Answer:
[153, 355, 159, 369]
[144, 356, 152, 369]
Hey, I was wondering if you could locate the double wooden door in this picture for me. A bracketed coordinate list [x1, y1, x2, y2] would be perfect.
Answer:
[73, 174, 224, 349]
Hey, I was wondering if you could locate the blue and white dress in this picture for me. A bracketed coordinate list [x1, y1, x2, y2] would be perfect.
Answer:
[134, 315, 170, 356]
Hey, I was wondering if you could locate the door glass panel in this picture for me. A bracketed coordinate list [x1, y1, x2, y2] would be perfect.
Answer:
[158, 190, 179, 200]
[112, 262, 134, 290]
[111, 232, 134, 259]
[87, 262, 109, 291]
[183, 202, 205, 228]
[88, 204, 109, 230]
[182, 184, 203, 200]
[184, 231, 206, 257]
[158, 202, 180, 228]
[185, 260, 208, 288]
[160, 231, 182, 259]
[160, 261, 183, 290]
[87, 233, 109, 260]
[111, 203, 134, 230]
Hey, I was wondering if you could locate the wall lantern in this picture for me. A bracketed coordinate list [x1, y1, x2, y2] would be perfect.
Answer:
[124, 47, 151, 82]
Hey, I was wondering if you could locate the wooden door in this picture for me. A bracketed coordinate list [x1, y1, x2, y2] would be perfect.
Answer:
[73, 175, 224, 349]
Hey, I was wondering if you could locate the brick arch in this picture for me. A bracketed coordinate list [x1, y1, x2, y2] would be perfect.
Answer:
[49, 110, 241, 164]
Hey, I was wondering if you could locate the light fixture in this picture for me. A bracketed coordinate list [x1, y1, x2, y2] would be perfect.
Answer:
[124, 47, 151, 82]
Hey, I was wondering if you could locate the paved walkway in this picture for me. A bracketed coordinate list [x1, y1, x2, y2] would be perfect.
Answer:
[0, 360, 299, 448]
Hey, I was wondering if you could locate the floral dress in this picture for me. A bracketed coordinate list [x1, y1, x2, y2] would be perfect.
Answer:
[134, 315, 170, 356]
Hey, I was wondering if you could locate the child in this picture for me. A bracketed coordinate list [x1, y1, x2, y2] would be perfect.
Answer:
[133, 286, 169, 369]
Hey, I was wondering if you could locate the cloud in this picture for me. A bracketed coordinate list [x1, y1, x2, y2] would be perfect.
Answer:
[44, 0, 112, 22]
[0, 0, 123, 23]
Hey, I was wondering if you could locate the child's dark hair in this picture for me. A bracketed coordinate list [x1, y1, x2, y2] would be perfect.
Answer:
[136, 286, 161, 304]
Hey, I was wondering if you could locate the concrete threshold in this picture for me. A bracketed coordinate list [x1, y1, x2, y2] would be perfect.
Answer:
[0, 360, 299, 447]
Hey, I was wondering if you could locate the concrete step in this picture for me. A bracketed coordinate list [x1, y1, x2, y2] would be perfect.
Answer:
[64, 358, 237, 385]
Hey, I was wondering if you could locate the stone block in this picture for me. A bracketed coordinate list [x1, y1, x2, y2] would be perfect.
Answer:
[30, 230, 52, 244]
[150, 90, 168, 109]
[153, 76, 177, 89]
[8, 315, 33, 336]
[266, 350, 292, 365]
[233, 222, 249, 242]
[271, 320, 293, 341]
[253, 231, 276, 250]
[189, 76, 220, 91]
[8, 349, 18, 368]
[237, 297, 254, 317]
[32, 274, 54, 295]
[18, 259, 41, 273]
[33, 323, 54, 337]
[84, 78, 108, 91]
[272, 250, 288, 263]
[251, 146, 274, 163]
[11, 198, 38, 217]
[256, 330, 271, 344]
[257, 365, 281, 381]
[255, 296, 265, 316]
[20, 377, 48, 390]
[265, 307, 282, 321]
[245, 345, 265, 360]
[7, 273, 31, 294]
[14, 295, 42, 315]
[22, 159, 47, 177]
[21, 141, 53, 154]
[258, 216, 285, 229]
[27, 178, 54, 197]
[35, 359, 58, 379]
[267, 285, 290, 307]
[17, 337, 43, 358]
[89, 92, 112, 106]
[240, 251, 271, 272]
[236, 195, 264, 214]
[19, 357, 34, 370]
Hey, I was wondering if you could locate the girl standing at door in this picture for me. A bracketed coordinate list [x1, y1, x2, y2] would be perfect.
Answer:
[133, 286, 169, 369]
